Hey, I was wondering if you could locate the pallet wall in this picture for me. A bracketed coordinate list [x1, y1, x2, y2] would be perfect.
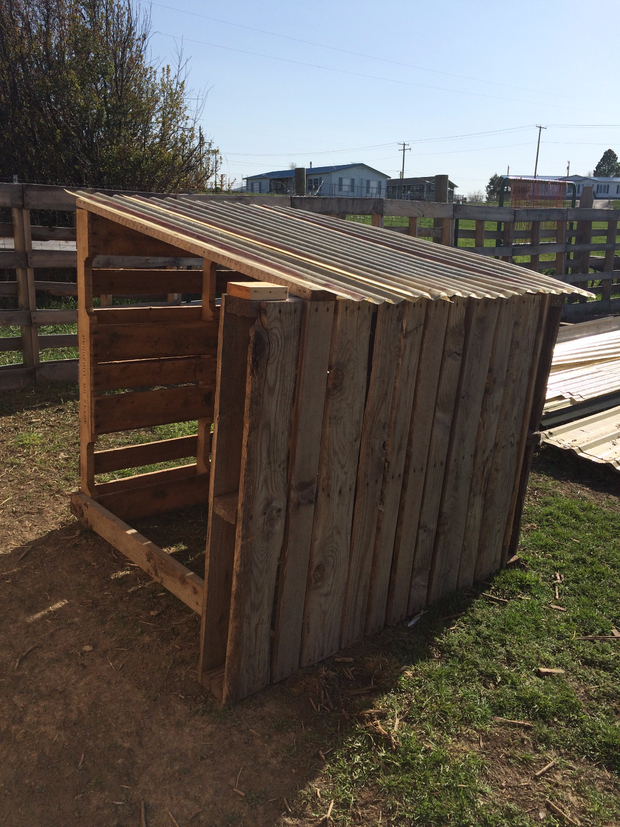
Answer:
[198, 289, 562, 703]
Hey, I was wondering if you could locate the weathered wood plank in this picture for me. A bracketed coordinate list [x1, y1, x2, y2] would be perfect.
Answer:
[93, 435, 198, 474]
[340, 301, 404, 649]
[95, 470, 209, 522]
[70, 492, 204, 613]
[199, 299, 255, 683]
[457, 299, 517, 590]
[425, 298, 500, 604]
[300, 299, 374, 667]
[365, 299, 427, 635]
[473, 296, 542, 581]
[92, 268, 203, 296]
[386, 299, 450, 625]
[94, 385, 213, 433]
[77, 208, 96, 495]
[92, 305, 203, 325]
[504, 295, 564, 563]
[93, 463, 197, 496]
[92, 320, 219, 362]
[0, 337, 23, 352]
[93, 355, 215, 392]
[222, 299, 302, 703]
[13, 208, 38, 370]
[408, 298, 468, 615]
[37, 358, 79, 383]
[38, 333, 78, 350]
[271, 299, 335, 683]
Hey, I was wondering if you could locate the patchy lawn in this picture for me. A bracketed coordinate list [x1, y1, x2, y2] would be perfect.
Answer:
[1, 383, 619, 826]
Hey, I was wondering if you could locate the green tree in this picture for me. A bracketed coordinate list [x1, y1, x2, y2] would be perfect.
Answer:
[0, 0, 221, 191]
[485, 173, 502, 202]
[593, 149, 620, 178]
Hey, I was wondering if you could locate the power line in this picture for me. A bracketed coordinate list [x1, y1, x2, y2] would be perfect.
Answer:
[220, 126, 537, 158]
[146, 1, 569, 100]
[155, 32, 572, 109]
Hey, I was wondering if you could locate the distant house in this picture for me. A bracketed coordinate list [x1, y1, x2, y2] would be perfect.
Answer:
[245, 163, 390, 197]
[386, 176, 457, 202]
[563, 175, 620, 199]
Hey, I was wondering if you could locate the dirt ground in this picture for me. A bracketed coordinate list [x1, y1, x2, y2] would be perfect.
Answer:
[1, 383, 619, 827]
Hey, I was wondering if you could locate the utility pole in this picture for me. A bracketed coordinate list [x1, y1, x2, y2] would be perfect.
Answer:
[533, 125, 547, 179]
[398, 142, 411, 179]
[507, 165, 510, 176]
[566, 160, 570, 177]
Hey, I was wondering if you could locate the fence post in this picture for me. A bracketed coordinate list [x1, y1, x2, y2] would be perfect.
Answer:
[12, 204, 39, 375]
[434, 174, 454, 246]
[575, 186, 593, 300]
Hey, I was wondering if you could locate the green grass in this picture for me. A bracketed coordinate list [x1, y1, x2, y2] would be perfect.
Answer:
[308, 450, 620, 826]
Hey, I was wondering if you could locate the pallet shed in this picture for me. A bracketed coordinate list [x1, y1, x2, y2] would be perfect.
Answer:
[69, 193, 588, 703]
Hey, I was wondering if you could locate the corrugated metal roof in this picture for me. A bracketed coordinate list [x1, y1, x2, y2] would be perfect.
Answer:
[73, 192, 591, 304]
[542, 405, 620, 471]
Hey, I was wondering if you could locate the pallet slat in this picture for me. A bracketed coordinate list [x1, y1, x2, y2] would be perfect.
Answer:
[93, 355, 215, 391]
[223, 299, 302, 703]
[92, 320, 218, 362]
[300, 300, 374, 667]
[94, 385, 213, 433]
[92, 268, 204, 295]
[93, 435, 198, 474]
[271, 299, 335, 683]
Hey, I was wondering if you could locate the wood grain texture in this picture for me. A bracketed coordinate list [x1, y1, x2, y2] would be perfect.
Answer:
[93, 435, 198, 474]
[409, 297, 468, 613]
[95, 469, 208, 522]
[271, 299, 335, 684]
[473, 295, 542, 581]
[199, 301, 254, 681]
[340, 301, 404, 649]
[504, 295, 563, 563]
[457, 299, 517, 590]
[426, 298, 500, 604]
[94, 385, 213, 434]
[386, 299, 450, 625]
[222, 300, 302, 703]
[365, 299, 427, 635]
[93, 355, 215, 392]
[300, 299, 374, 667]
[70, 492, 203, 613]
[92, 320, 218, 362]
[77, 208, 96, 496]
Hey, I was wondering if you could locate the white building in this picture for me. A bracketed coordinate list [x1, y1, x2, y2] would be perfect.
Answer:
[563, 175, 620, 199]
[245, 163, 390, 197]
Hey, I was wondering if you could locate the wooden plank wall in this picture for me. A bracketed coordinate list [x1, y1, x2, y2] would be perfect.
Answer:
[75, 208, 218, 528]
[199, 290, 549, 704]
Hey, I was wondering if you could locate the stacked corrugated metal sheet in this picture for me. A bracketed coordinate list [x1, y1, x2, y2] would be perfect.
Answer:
[543, 317, 620, 470]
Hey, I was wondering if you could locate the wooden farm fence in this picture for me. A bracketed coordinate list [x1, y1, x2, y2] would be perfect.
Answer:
[2, 183, 619, 391]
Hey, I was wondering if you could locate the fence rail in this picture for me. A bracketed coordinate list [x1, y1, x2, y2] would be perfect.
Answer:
[2, 183, 619, 390]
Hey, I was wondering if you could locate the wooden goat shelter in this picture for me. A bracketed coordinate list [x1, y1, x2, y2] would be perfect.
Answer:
[69, 193, 588, 703]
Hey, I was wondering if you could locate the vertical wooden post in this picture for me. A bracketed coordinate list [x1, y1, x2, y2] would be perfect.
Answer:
[196, 259, 218, 474]
[576, 186, 593, 295]
[222, 297, 302, 703]
[76, 209, 96, 496]
[199, 297, 254, 695]
[529, 220, 540, 271]
[12, 206, 38, 375]
[602, 220, 617, 302]
[408, 216, 418, 237]
[371, 213, 384, 228]
[433, 176, 452, 245]
[555, 220, 566, 276]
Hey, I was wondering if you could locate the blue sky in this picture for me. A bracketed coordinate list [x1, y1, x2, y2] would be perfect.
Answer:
[141, 0, 620, 195]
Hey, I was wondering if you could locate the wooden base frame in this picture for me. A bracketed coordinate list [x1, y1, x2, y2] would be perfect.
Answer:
[70, 492, 203, 614]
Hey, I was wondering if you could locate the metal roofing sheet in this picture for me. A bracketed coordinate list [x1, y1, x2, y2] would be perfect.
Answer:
[73, 192, 591, 304]
[542, 405, 620, 471]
